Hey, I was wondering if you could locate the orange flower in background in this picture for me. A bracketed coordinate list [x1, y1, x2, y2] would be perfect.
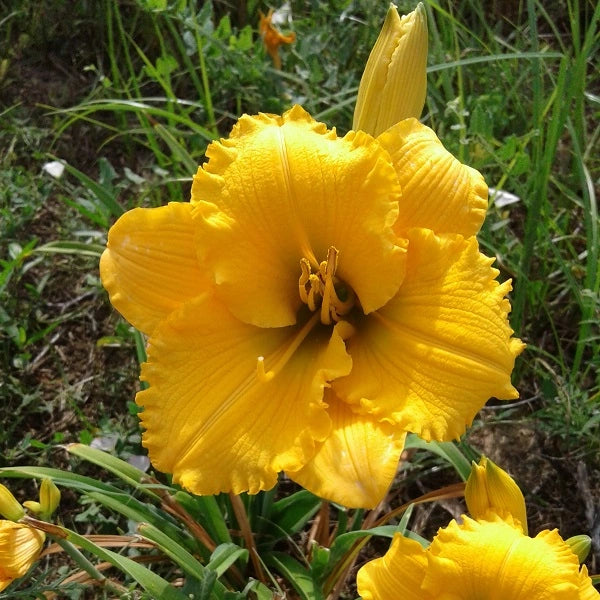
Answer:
[259, 8, 295, 69]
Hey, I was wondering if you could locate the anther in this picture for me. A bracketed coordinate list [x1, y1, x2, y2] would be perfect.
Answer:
[298, 258, 311, 303]
[307, 274, 321, 311]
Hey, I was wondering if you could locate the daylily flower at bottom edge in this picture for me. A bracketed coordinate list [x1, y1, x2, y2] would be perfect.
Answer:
[357, 515, 599, 600]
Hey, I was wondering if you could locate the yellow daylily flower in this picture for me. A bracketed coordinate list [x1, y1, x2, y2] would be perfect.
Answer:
[353, 3, 428, 136]
[358, 458, 599, 598]
[357, 514, 599, 600]
[100, 105, 523, 508]
[465, 455, 528, 533]
[0, 521, 45, 592]
[259, 9, 296, 70]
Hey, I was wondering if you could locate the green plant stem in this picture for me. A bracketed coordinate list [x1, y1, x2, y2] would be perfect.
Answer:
[53, 536, 107, 581]
[52, 536, 130, 595]
[190, 0, 217, 136]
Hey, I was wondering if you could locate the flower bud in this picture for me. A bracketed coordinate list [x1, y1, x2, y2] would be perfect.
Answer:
[22, 501, 42, 515]
[353, 2, 428, 136]
[465, 456, 528, 534]
[565, 535, 591, 564]
[0, 484, 25, 522]
[39, 478, 61, 519]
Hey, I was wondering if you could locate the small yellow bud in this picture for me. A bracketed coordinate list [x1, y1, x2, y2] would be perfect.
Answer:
[566, 535, 591, 564]
[465, 456, 528, 534]
[0, 484, 25, 522]
[353, 2, 428, 136]
[39, 478, 61, 518]
[22, 501, 42, 515]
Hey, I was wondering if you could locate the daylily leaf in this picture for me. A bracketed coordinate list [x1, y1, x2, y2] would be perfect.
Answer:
[0, 466, 122, 494]
[86, 491, 191, 552]
[137, 522, 227, 597]
[268, 490, 321, 535]
[207, 543, 249, 577]
[63, 527, 187, 600]
[264, 552, 323, 600]
[67, 443, 160, 499]
[173, 491, 232, 545]
[404, 434, 472, 481]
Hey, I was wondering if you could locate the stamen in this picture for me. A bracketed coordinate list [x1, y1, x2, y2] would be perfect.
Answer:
[297, 246, 355, 324]
[255, 311, 321, 382]
[320, 247, 339, 325]
[298, 258, 311, 303]
[307, 274, 321, 311]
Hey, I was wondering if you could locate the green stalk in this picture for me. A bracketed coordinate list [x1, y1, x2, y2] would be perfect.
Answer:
[53, 537, 114, 588]
[511, 0, 546, 333]
[189, 0, 218, 136]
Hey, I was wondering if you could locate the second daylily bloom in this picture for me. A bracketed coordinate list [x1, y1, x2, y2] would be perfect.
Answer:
[101, 105, 523, 508]
[357, 457, 599, 599]
[357, 515, 599, 600]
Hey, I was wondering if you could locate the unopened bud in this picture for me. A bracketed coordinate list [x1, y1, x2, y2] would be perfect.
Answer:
[23, 501, 42, 515]
[353, 3, 428, 136]
[39, 478, 61, 519]
[0, 484, 25, 522]
[566, 535, 591, 564]
[465, 456, 528, 534]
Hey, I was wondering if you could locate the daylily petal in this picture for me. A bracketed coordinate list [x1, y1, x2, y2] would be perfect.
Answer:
[288, 391, 405, 508]
[423, 516, 584, 599]
[191, 105, 407, 327]
[333, 228, 524, 441]
[0, 521, 45, 591]
[137, 295, 352, 496]
[100, 202, 210, 335]
[378, 118, 488, 237]
[357, 533, 430, 600]
[579, 565, 600, 600]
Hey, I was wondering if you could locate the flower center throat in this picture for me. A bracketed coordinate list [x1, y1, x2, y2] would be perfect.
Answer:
[298, 246, 355, 325]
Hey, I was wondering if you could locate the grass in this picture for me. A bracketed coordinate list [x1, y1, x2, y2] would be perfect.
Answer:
[0, 0, 598, 596]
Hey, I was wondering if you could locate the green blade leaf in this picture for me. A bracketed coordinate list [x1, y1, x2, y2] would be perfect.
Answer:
[264, 552, 323, 600]
[0, 466, 122, 494]
[404, 434, 472, 481]
[86, 491, 190, 550]
[66, 443, 159, 499]
[173, 491, 232, 545]
[268, 490, 321, 536]
[138, 522, 226, 598]
[207, 543, 248, 577]
[63, 527, 187, 600]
